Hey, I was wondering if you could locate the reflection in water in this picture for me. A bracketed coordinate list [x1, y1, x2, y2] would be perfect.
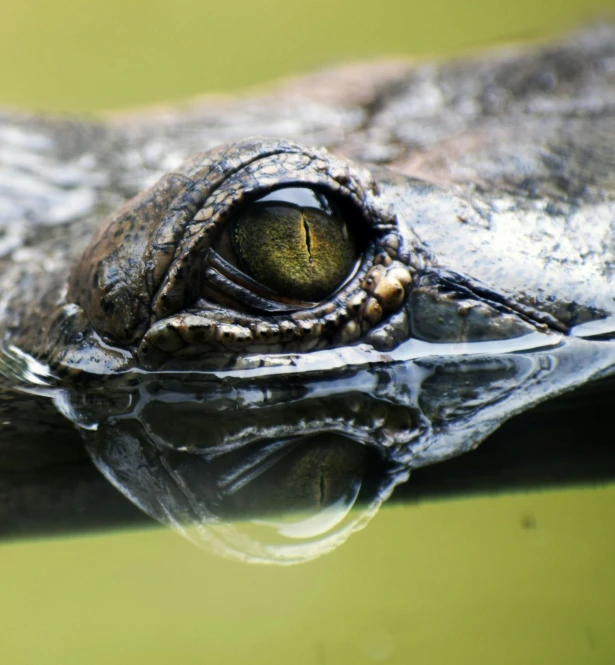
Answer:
[61, 373, 416, 564]
[2, 332, 615, 562]
[7, 333, 615, 559]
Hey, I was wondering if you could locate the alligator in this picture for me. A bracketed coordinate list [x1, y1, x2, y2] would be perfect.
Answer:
[1, 25, 614, 562]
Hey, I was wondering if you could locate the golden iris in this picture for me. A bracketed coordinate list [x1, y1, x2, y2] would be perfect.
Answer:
[232, 188, 357, 301]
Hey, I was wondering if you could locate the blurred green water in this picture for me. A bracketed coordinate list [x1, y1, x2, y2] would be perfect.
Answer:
[1, 488, 614, 664]
[0, 0, 613, 111]
[1, 1, 615, 663]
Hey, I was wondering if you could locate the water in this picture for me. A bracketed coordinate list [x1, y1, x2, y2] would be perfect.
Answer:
[2, 330, 615, 566]
[0, 0, 612, 111]
[0, 488, 613, 664]
[1, 314, 615, 664]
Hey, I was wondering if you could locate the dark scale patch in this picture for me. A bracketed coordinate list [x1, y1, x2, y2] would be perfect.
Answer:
[101, 299, 115, 315]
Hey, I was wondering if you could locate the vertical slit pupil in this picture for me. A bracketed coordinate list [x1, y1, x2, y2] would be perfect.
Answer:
[303, 215, 312, 262]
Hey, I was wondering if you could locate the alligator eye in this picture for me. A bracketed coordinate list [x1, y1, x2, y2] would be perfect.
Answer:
[228, 187, 358, 302]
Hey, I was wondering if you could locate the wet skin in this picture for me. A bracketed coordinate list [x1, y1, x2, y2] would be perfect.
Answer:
[0, 26, 615, 556]
[2, 27, 615, 376]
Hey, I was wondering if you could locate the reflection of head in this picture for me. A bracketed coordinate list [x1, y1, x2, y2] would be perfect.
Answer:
[79, 374, 416, 565]
[89, 429, 409, 565]
[178, 436, 409, 565]
[62, 338, 568, 564]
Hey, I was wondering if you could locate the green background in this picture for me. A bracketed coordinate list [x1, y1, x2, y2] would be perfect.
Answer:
[1, 488, 614, 664]
[1, 1, 614, 663]
[0, 0, 613, 111]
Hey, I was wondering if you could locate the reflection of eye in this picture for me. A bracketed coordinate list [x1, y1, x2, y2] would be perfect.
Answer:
[210, 187, 360, 307]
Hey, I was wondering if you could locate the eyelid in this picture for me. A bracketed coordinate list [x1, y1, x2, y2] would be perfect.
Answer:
[204, 250, 316, 314]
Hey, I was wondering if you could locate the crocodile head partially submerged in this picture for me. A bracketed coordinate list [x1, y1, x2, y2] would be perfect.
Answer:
[1, 25, 615, 562]
[22, 135, 551, 374]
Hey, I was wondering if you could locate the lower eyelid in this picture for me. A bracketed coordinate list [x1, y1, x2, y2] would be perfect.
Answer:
[203, 251, 316, 314]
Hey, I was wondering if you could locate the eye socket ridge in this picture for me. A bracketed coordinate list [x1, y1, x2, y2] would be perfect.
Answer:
[148, 142, 398, 324]
[138, 141, 414, 363]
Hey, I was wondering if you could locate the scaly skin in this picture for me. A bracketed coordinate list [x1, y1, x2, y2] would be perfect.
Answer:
[1, 26, 615, 549]
[1, 25, 615, 377]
